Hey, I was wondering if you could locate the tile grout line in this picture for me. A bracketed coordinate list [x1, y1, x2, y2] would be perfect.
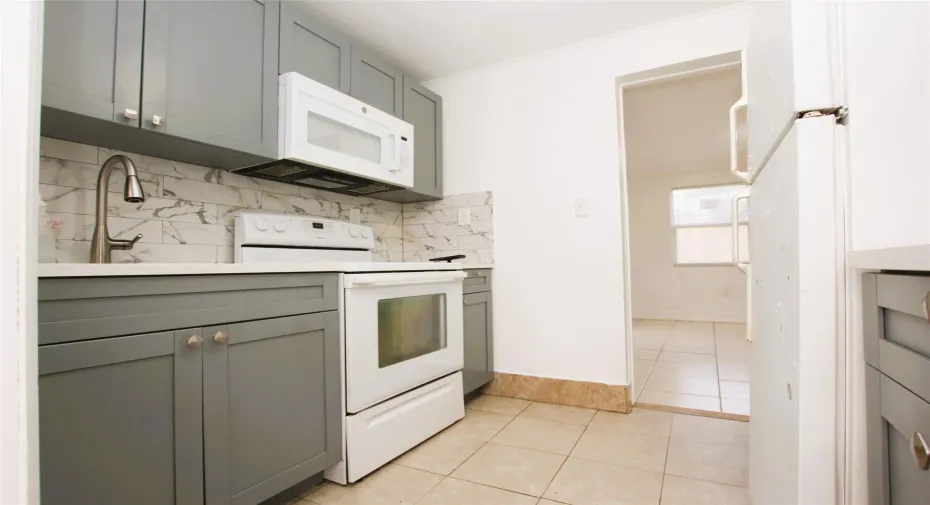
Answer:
[537, 407, 593, 502]
[713, 322, 724, 413]
[657, 414, 676, 505]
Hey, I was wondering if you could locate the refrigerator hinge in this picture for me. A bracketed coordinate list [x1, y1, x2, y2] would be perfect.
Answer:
[797, 106, 848, 124]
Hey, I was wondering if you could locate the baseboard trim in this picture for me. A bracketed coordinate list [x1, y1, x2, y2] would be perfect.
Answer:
[480, 372, 631, 413]
[635, 402, 750, 422]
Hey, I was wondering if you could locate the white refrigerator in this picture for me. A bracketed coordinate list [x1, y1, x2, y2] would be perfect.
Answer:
[736, 2, 846, 505]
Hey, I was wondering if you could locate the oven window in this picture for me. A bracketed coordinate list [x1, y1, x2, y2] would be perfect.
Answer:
[378, 294, 447, 368]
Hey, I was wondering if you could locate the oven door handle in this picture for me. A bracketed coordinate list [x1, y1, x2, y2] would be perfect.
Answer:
[346, 271, 467, 288]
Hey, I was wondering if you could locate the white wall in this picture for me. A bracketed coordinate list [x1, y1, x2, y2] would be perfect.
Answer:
[628, 169, 747, 323]
[427, 5, 750, 385]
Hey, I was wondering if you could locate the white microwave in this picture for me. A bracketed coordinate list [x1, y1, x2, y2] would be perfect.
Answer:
[233, 72, 414, 195]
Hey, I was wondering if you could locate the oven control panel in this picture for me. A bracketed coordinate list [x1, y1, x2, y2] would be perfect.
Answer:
[234, 211, 374, 249]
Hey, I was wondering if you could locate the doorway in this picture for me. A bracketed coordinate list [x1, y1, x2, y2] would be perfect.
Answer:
[618, 55, 750, 418]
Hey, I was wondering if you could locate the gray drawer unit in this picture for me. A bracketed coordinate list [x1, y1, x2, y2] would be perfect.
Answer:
[463, 269, 492, 294]
[863, 273, 930, 402]
[39, 273, 338, 345]
[866, 367, 930, 505]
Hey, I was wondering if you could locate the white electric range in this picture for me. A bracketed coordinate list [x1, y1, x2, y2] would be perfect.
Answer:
[234, 211, 465, 484]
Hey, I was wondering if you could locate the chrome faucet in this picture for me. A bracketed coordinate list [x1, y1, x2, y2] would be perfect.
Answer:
[90, 155, 147, 263]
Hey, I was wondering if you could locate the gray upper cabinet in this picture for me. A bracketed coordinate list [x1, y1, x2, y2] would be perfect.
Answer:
[350, 48, 403, 117]
[203, 312, 341, 505]
[279, 2, 350, 93]
[39, 330, 204, 505]
[142, 0, 279, 158]
[41, 0, 143, 127]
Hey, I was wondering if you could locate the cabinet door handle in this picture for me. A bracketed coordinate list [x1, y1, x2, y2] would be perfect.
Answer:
[912, 432, 930, 470]
[187, 335, 203, 348]
[123, 108, 138, 120]
[213, 331, 228, 344]
[151, 115, 164, 127]
[922, 293, 930, 321]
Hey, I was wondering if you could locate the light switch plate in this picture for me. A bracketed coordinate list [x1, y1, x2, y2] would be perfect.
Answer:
[458, 207, 471, 225]
[574, 198, 591, 217]
[349, 208, 361, 224]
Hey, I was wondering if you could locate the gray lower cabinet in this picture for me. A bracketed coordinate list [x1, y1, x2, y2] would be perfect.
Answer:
[203, 312, 341, 505]
[279, 2, 350, 93]
[463, 270, 493, 395]
[142, 0, 279, 158]
[41, 0, 143, 127]
[349, 48, 402, 117]
[39, 329, 204, 505]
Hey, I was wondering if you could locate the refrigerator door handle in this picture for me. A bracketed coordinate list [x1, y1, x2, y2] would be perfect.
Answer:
[730, 97, 750, 183]
[732, 188, 751, 273]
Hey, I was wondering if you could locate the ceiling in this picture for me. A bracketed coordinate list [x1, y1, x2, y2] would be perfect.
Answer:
[622, 65, 745, 175]
[297, 1, 737, 80]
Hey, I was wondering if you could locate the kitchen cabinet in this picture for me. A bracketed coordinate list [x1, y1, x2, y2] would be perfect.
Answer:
[39, 329, 204, 505]
[203, 313, 340, 505]
[279, 2, 350, 93]
[142, 0, 279, 158]
[350, 48, 403, 117]
[463, 270, 493, 394]
[41, 0, 143, 127]
[38, 274, 341, 505]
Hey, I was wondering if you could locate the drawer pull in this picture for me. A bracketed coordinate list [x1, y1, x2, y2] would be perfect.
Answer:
[912, 432, 930, 470]
[187, 335, 203, 348]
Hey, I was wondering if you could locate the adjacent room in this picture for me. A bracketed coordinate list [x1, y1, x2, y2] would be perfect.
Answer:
[622, 63, 751, 417]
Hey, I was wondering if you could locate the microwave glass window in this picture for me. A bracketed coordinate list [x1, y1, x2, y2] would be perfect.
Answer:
[378, 294, 447, 368]
[307, 111, 381, 163]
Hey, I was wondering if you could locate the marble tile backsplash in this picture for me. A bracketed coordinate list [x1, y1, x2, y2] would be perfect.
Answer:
[39, 137, 492, 265]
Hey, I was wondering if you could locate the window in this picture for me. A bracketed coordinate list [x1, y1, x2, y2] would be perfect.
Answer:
[671, 184, 749, 266]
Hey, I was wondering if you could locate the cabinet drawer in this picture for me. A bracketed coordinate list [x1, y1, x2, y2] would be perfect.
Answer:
[39, 273, 338, 344]
[863, 274, 930, 389]
[866, 367, 930, 505]
[463, 269, 492, 294]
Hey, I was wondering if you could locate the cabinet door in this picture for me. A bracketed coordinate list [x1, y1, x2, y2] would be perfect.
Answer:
[279, 2, 350, 93]
[203, 312, 341, 505]
[350, 47, 403, 117]
[42, 0, 143, 126]
[142, 0, 279, 157]
[39, 330, 204, 505]
[404, 76, 443, 199]
[463, 291, 494, 394]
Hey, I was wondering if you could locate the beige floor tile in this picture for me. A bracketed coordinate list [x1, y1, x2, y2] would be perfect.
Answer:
[637, 390, 721, 412]
[722, 399, 750, 416]
[651, 361, 718, 380]
[644, 369, 719, 397]
[570, 425, 669, 472]
[447, 409, 515, 441]
[716, 351, 749, 366]
[660, 475, 750, 505]
[416, 478, 538, 505]
[720, 381, 750, 400]
[543, 457, 663, 505]
[634, 330, 668, 351]
[718, 364, 750, 382]
[468, 395, 531, 416]
[657, 351, 717, 365]
[451, 443, 565, 497]
[637, 320, 677, 330]
[519, 402, 596, 426]
[666, 439, 749, 487]
[394, 430, 487, 475]
[713, 322, 747, 339]
[587, 409, 673, 438]
[663, 333, 716, 355]
[671, 414, 749, 447]
[634, 359, 656, 399]
[672, 321, 715, 338]
[491, 417, 585, 455]
[635, 349, 660, 361]
[537, 500, 567, 505]
[303, 464, 442, 505]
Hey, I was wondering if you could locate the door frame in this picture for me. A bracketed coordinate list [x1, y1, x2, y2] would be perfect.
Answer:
[614, 50, 744, 403]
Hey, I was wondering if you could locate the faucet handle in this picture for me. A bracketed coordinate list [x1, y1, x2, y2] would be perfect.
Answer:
[110, 234, 143, 250]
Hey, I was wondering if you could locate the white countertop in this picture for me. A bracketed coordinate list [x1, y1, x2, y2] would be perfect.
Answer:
[39, 262, 494, 278]
[848, 245, 930, 271]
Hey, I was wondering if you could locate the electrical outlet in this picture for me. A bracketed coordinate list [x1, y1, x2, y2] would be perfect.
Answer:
[458, 207, 471, 225]
[349, 208, 361, 224]
[574, 198, 591, 217]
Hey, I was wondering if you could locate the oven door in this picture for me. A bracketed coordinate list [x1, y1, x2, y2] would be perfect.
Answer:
[343, 271, 465, 413]
[279, 72, 413, 188]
